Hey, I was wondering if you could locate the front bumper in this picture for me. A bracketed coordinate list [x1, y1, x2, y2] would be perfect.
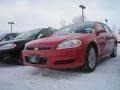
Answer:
[0, 48, 20, 60]
[22, 48, 86, 69]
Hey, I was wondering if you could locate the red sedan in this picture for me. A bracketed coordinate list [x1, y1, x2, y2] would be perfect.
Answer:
[22, 22, 117, 72]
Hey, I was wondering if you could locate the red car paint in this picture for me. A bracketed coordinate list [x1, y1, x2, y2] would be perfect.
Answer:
[22, 22, 117, 69]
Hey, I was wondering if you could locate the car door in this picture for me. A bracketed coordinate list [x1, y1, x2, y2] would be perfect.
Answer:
[96, 23, 107, 56]
[103, 24, 115, 53]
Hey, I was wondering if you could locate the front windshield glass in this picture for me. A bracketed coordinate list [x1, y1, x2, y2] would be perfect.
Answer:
[14, 29, 41, 40]
[53, 23, 94, 36]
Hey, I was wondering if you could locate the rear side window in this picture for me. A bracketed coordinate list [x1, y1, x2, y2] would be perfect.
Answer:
[97, 23, 104, 30]
[103, 24, 112, 33]
[12, 33, 19, 37]
[40, 29, 53, 37]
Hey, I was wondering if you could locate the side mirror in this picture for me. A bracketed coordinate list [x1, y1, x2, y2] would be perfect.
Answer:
[37, 34, 46, 39]
[98, 29, 106, 33]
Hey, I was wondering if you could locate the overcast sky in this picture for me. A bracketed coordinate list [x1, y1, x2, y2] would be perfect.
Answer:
[0, 0, 119, 32]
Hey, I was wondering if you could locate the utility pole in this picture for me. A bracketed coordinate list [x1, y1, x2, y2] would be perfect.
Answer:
[79, 5, 86, 23]
[8, 22, 14, 33]
[105, 19, 108, 25]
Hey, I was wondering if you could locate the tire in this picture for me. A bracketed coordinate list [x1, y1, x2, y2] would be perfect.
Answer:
[110, 44, 117, 57]
[82, 46, 97, 72]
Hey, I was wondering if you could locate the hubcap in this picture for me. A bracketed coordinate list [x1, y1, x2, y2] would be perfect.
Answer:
[88, 48, 96, 69]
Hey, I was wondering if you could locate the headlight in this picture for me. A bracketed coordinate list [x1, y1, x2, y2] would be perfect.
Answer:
[0, 43, 16, 50]
[57, 39, 82, 49]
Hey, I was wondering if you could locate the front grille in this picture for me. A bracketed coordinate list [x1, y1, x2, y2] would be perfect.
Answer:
[25, 56, 47, 65]
[26, 47, 52, 50]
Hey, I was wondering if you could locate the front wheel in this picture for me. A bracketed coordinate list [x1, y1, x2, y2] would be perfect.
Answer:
[82, 46, 97, 72]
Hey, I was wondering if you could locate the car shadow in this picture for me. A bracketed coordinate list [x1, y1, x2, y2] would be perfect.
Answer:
[0, 62, 19, 68]
[97, 55, 118, 67]
[27, 67, 82, 80]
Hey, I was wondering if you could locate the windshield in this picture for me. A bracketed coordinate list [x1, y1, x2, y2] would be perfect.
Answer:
[53, 24, 94, 36]
[14, 29, 41, 40]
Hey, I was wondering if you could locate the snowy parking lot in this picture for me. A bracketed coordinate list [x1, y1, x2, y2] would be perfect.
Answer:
[0, 45, 120, 90]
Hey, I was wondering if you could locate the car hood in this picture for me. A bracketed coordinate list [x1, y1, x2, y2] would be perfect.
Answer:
[0, 38, 33, 46]
[26, 33, 90, 47]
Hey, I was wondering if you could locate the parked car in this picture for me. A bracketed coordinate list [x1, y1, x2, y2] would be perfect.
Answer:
[0, 33, 20, 42]
[0, 28, 55, 64]
[22, 22, 117, 72]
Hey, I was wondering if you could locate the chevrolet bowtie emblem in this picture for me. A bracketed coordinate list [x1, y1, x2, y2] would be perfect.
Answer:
[34, 48, 39, 51]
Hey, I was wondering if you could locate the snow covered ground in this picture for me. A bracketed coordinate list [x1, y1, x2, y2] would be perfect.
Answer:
[0, 45, 120, 90]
